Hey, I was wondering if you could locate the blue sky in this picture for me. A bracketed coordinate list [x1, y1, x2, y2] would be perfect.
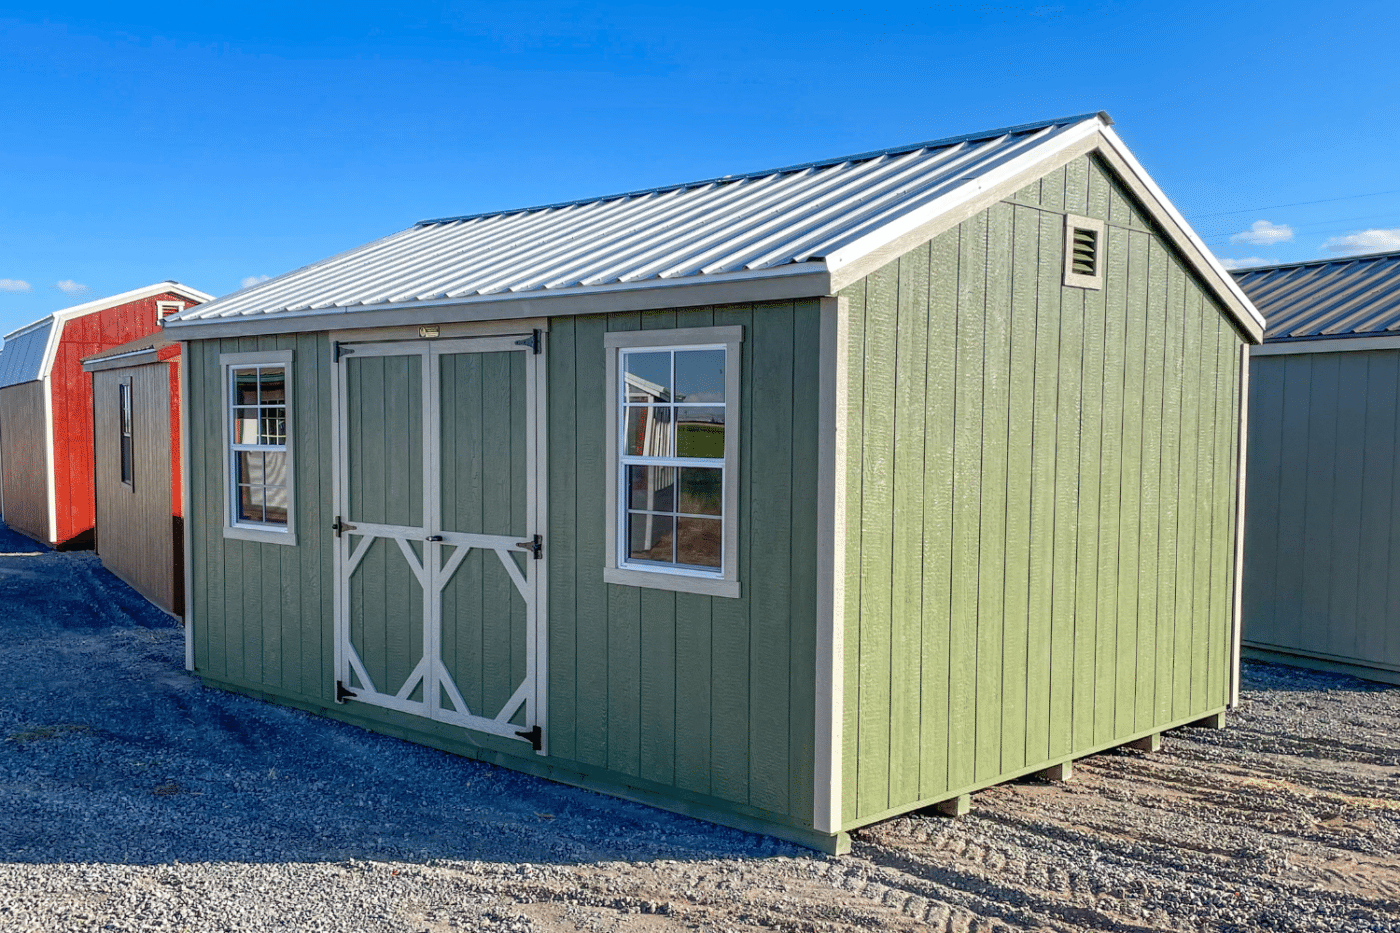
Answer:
[2, 1, 1397, 336]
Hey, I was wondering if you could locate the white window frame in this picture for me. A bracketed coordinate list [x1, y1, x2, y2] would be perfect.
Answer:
[1063, 213, 1106, 290]
[156, 300, 186, 322]
[603, 326, 742, 599]
[220, 349, 297, 546]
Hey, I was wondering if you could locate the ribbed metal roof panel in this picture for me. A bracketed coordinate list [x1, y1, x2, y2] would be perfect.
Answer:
[0, 319, 53, 389]
[171, 114, 1104, 323]
[1232, 250, 1400, 341]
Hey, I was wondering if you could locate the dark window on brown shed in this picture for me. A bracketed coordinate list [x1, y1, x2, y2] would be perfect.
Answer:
[119, 380, 133, 488]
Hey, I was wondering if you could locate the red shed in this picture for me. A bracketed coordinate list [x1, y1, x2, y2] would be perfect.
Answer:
[0, 282, 212, 548]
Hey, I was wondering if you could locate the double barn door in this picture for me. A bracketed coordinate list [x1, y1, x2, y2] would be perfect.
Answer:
[332, 335, 545, 752]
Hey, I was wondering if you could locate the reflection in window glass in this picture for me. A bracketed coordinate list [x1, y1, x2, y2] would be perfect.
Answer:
[674, 349, 724, 402]
[623, 352, 671, 401]
[618, 344, 727, 575]
[229, 364, 290, 528]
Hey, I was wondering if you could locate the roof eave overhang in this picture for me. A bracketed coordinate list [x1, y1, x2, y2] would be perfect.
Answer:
[82, 348, 162, 372]
[161, 264, 833, 340]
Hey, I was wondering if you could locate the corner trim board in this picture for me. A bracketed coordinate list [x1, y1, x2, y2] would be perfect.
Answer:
[1230, 344, 1248, 708]
[813, 295, 847, 834]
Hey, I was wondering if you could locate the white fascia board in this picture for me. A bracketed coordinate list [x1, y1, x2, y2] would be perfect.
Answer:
[821, 117, 1106, 278]
[1095, 125, 1267, 337]
[35, 282, 215, 382]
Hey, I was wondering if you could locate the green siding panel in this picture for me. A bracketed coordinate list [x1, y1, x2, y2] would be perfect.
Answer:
[188, 301, 824, 840]
[841, 162, 1245, 826]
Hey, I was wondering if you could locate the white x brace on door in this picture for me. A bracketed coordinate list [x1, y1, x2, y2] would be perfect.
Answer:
[331, 333, 547, 754]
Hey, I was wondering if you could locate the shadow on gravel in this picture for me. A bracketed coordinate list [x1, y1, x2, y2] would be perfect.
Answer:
[1239, 659, 1400, 695]
[0, 523, 790, 869]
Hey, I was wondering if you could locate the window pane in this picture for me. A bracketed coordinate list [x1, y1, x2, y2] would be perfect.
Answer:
[678, 468, 722, 516]
[233, 368, 259, 406]
[628, 512, 674, 564]
[260, 406, 287, 445]
[235, 450, 265, 485]
[676, 407, 724, 458]
[676, 516, 722, 568]
[623, 405, 673, 457]
[262, 452, 288, 488]
[233, 408, 262, 445]
[120, 436, 133, 485]
[119, 385, 131, 436]
[264, 485, 289, 525]
[674, 349, 724, 403]
[627, 465, 675, 512]
[258, 367, 286, 405]
[236, 485, 265, 523]
[623, 352, 671, 402]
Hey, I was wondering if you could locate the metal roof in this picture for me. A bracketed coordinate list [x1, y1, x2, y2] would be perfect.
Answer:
[168, 113, 1112, 326]
[0, 319, 53, 389]
[1232, 250, 1400, 342]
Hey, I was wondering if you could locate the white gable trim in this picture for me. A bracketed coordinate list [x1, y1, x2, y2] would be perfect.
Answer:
[825, 122, 1264, 344]
[27, 282, 214, 384]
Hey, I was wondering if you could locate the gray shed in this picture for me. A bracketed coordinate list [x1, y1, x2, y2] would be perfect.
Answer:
[163, 112, 1263, 852]
[1236, 249, 1400, 684]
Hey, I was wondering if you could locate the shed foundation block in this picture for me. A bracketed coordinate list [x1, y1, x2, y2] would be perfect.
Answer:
[1190, 711, 1227, 729]
[1035, 760, 1073, 782]
[1128, 732, 1162, 752]
[933, 794, 971, 818]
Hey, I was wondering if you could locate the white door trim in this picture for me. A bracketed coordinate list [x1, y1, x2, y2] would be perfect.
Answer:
[330, 331, 548, 753]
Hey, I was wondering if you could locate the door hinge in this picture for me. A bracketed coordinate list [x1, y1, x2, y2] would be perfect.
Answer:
[514, 329, 542, 354]
[336, 680, 358, 704]
[515, 724, 542, 751]
[333, 516, 357, 538]
[334, 341, 355, 363]
[515, 534, 543, 559]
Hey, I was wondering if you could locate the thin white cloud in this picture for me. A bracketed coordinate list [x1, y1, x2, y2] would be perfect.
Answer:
[240, 274, 271, 289]
[1230, 220, 1293, 246]
[1220, 257, 1272, 270]
[1322, 228, 1400, 255]
[0, 279, 32, 293]
[54, 280, 90, 295]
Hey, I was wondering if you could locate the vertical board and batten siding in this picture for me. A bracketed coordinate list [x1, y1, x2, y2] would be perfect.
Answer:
[1244, 349, 1400, 683]
[187, 303, 821, 836]
[93, 364, 177, 613]
[839, 153, 1246, 827]
[0, 382, 50, 542]
[188, 334, 334, 703]
[547, 302, 821, 832]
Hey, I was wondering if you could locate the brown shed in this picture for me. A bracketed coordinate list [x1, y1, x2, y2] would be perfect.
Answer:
[82, 334, 185, 618]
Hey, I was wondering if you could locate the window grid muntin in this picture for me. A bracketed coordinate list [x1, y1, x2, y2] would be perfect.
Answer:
[229, 364, 290, 528]
[618, 346, 727, 577]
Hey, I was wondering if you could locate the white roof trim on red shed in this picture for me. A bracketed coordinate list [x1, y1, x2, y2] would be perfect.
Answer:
[0, 281, 214, 389]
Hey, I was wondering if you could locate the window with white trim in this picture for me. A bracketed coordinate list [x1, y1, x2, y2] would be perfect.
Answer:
[604, 327, 742, 599]
[221, 350, 296, 544]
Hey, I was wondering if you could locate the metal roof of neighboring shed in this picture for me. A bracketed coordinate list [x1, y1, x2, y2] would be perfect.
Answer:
[165, 112, 1264, 342]
[0, 282, 213, 389]
[0, 319, 54, 389]
[1232, 250, 1400, 342]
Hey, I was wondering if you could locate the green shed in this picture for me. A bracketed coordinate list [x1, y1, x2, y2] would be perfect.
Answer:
[163, 112, 1264, 852]
[1235, 250, 1400, 684]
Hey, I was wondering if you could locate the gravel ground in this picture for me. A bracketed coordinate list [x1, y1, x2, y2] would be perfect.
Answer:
[1, 520, 1398, 932]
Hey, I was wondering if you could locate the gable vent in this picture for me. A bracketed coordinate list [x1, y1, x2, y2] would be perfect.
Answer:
[1063, 214, 1105, 290]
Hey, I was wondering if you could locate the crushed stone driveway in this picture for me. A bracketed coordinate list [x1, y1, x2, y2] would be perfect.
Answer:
[1, 521, 1398, 932]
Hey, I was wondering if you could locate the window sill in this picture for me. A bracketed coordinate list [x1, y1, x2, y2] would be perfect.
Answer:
[603, 566, 740, 599]
[224, 523, 298, 547]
